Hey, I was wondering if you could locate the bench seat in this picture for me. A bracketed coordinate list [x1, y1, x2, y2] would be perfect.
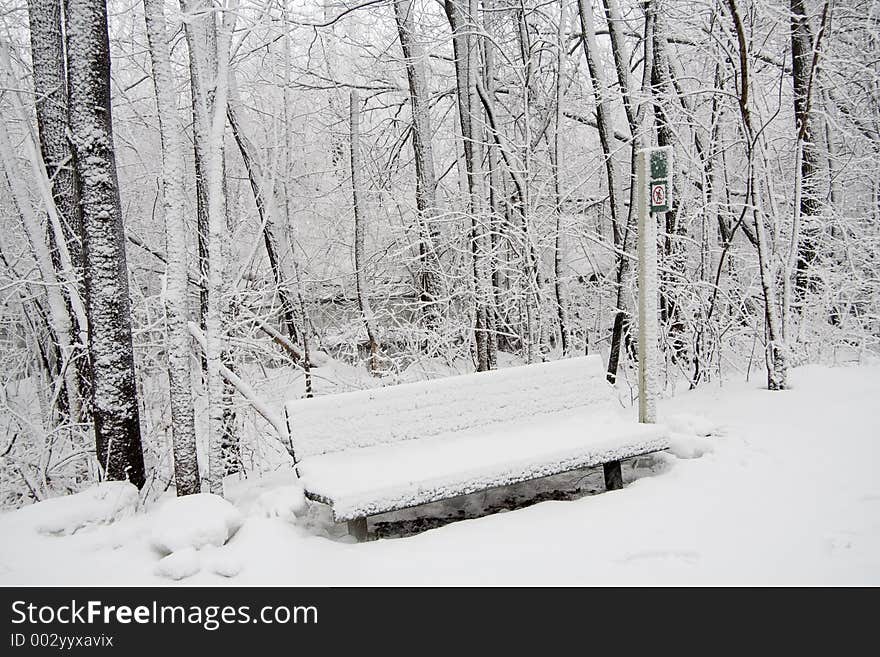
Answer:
[297, 407, 669, 521]
[285, 355, 671, 535]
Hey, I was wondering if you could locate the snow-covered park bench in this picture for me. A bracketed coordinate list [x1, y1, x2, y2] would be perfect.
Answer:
[284, 355, 670, 540]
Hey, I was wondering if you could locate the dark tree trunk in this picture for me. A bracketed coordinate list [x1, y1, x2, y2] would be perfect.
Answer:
[227, 102, 301, 346]
[66, 0, 146, 487]
[652, 16, 687, 364]
[26, 0, 91, 419]
[27, 0, 82, 268]
[791, 0, 821, 299]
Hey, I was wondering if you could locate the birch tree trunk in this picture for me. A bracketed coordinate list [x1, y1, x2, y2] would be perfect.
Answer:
[143, 0, 200, 495]
[180, 0, 239, 485]
[604, 0, 653, 251]
[0, 121, 81, 424]
[179, 0, 213, 350]
[350, 89, 381, 374]
[203, 1, 235, 494]
[66, 0, 146, 486]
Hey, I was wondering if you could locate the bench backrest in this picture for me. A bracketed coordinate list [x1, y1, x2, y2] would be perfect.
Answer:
[284, 355, 617, 460]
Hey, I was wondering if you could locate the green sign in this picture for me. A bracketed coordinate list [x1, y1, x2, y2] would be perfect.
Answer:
[648, 146, 673, 213]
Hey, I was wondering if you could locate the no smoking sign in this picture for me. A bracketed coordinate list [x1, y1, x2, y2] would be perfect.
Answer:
[648, 147, 672, 213]
[651, 183, 667, 208]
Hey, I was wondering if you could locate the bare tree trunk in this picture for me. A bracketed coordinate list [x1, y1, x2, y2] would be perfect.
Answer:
[726, 0, 787, 390]
[227, 99, 302, 346]
[577, 0, 636, 378]
[393, 0, 446, 340]
[143, 0, 200, 495]
[467, 0, 495, 370]
[66, 0, 145, 486]
[26, 0, 82, 270]
[785, 0, 831, 343]
[652, 10, 687, 364]
[0, 122, 81, 424]
[281, 1, 312, 396]
[25, 0, 90, 419]
[593, 0, 655, 380]
[202, 1, 235, 494]
[513, 4, 540, 363]
[790, 0, 823, 301]
[180, 0, 239, 472]
[179, 0, 213, 358]
[474, 79, 537, 362]
[483, 0, 509, 354]
[576, 0, 626, 258]
[552, 0, 572, 356]
[691, 60, 724, 388]
[445, 0, 494, 371]
[322, 0, 348, 176]
[350, 89, 380, 374]
[513, 7, 541, 361]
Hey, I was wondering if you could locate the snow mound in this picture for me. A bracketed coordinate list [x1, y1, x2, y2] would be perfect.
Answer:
[204, 549, 243, 578]
[150, 494, 243, 556]
[663, 413, 718, 437]
[154, 547, 201, 581]
[667, 433, 715, 459]
[34, 482, 139, 536]
[251, 485, 308, 522]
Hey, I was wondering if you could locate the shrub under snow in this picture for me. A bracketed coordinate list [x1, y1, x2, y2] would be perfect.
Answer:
[664, 413, 718, 437]
[150, 493, 243, 556]
[33, 481, 139, 536]
[154, 547, 201, 581]
[251, 484, 308, 522]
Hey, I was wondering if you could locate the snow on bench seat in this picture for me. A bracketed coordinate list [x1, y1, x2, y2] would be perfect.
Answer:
[297, 409, 668, 520]
[284, 355, 670, 522]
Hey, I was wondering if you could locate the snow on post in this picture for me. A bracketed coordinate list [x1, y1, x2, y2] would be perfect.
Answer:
[637, 147, 664, 424]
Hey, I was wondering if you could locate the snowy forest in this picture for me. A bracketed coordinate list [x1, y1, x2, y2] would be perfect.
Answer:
[0, 0, 878, 526]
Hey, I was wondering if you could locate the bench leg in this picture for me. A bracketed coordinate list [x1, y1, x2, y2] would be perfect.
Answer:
[347, 517, 369, 542]
[604, 460, 623, 491]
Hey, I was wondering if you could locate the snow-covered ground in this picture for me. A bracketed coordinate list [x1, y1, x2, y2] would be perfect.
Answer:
[0, 364, 878, 585]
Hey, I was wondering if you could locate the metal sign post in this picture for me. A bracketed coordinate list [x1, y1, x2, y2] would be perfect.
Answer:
[637, 146, 671, 424]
